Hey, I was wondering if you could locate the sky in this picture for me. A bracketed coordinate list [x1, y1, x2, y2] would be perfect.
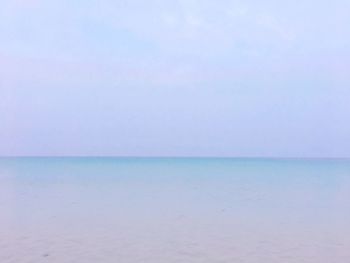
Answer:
[1, 0, 350, 157]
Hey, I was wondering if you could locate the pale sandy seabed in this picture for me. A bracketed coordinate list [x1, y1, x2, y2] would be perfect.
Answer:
[0, 158, 350, 262]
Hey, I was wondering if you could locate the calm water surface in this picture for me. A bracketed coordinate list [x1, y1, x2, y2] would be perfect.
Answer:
[0, 158, 350, 262]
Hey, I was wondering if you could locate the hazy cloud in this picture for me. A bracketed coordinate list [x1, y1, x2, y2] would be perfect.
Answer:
[1, 0, 350, 156]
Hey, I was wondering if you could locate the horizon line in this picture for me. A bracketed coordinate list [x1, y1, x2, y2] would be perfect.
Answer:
[1, 156, 350, 160]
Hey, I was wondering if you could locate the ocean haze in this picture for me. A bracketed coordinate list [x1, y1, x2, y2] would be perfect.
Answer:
[1, 157, 350, 262]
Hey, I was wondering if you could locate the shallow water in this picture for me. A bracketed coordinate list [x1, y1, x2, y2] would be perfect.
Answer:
[0, 158, 350, 262]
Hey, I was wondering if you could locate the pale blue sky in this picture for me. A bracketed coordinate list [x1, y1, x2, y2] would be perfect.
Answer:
[1, 0, 350, 157]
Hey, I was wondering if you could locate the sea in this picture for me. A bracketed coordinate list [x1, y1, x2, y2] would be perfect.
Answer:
[0, 157, 349, 262]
